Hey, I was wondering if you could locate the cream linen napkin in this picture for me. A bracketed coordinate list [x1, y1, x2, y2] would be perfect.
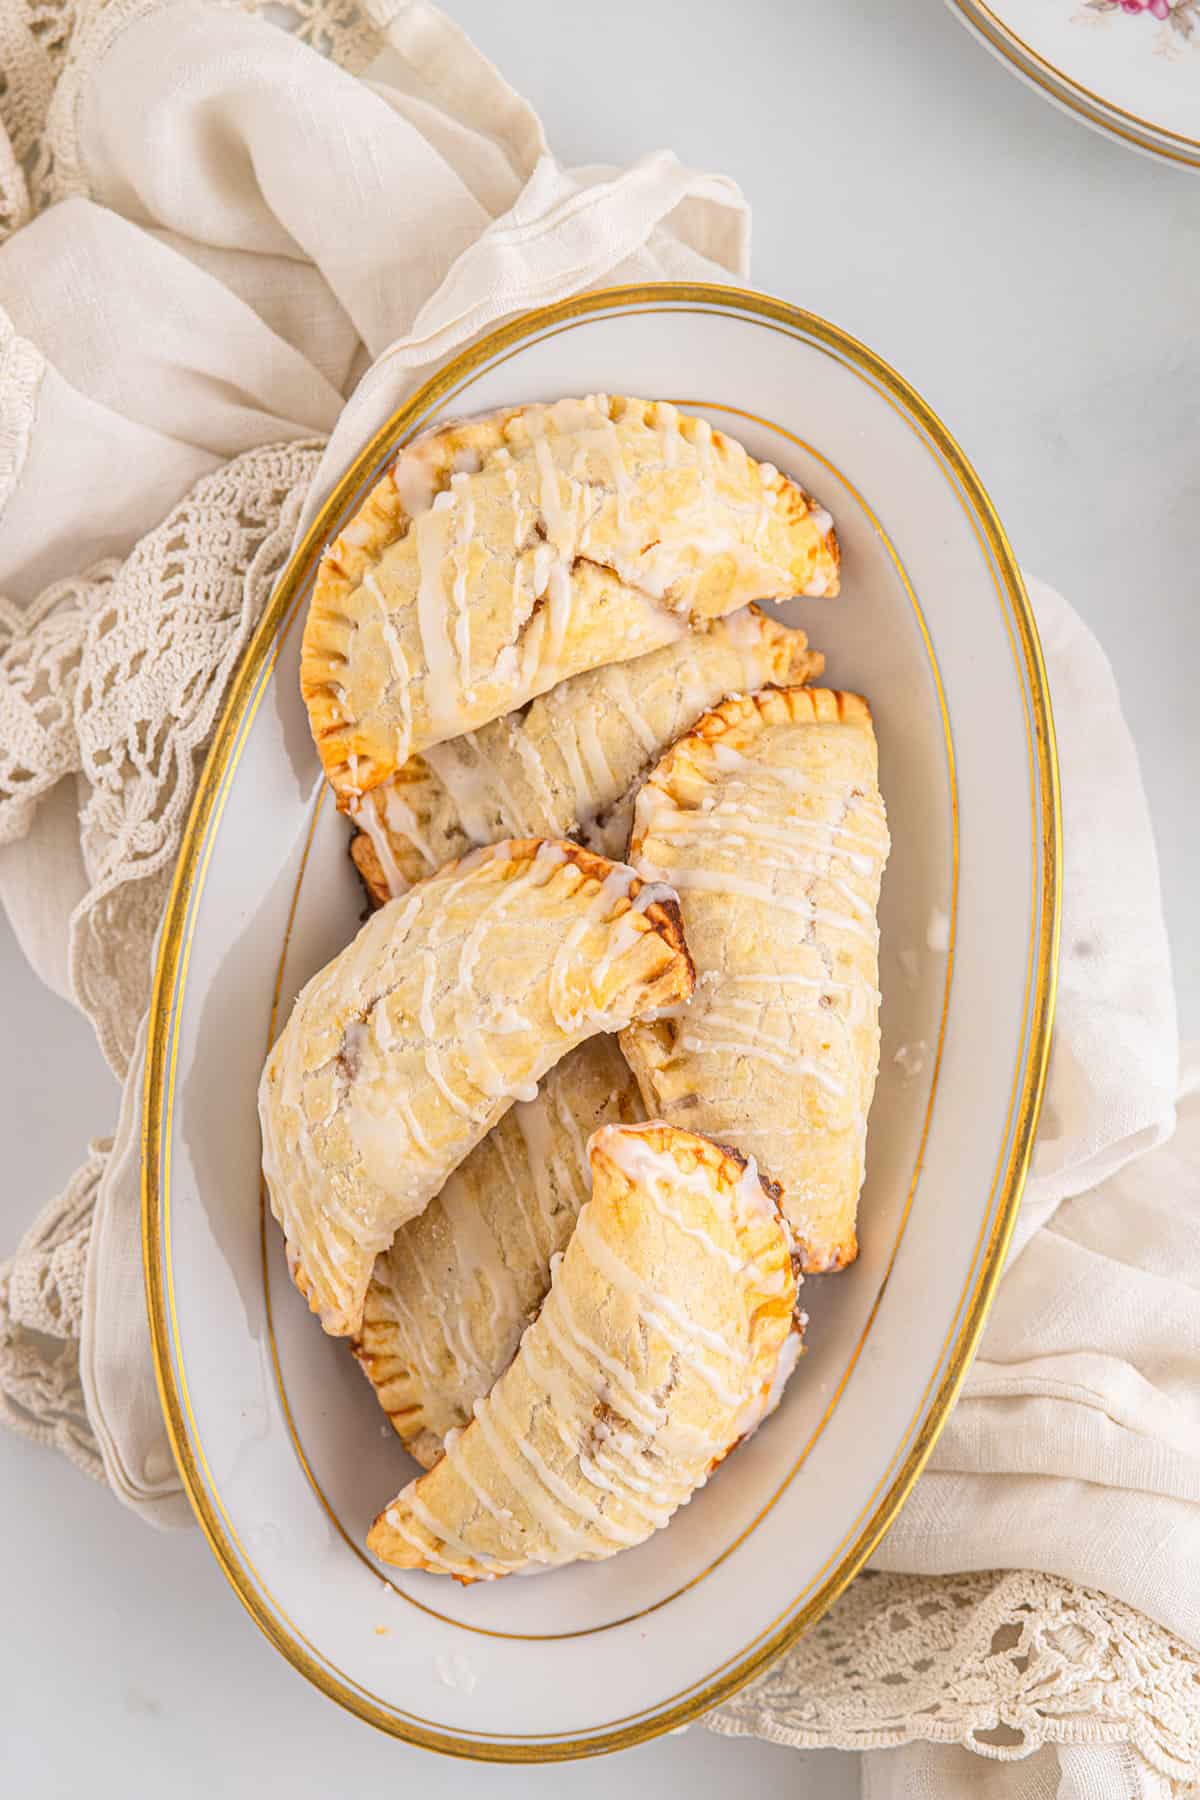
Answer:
[0, 0, 747, 1498]
[0, 3, 1196, 1792]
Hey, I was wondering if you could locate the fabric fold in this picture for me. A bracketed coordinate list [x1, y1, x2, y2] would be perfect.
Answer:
[0, 0, 751, 1510]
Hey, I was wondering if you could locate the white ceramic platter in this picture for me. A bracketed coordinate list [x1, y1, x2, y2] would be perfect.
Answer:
[948, 0, 1200, 170]
[143, 284, 1059, 1760]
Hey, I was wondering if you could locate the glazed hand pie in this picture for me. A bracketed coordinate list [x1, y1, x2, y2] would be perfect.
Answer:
[354, 1037, 644, 1469]
[350, 605, 824, 906]
[302, 396, 839, 803]
[621, 688, 890, 1272]
[366, 1123, 799, 1580]
[258, 840, 692, 1337]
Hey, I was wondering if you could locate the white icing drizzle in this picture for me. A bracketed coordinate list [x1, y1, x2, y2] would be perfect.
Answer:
[493, 1112, 554, 1270]
[556, 721, 596, 822]
[469, 1394, 596, 1559]
[592, 1127, 785, 1290]
[417, 945, 438, 1037]
[423, 1043, 474, 1118]
[493, 1382, 645, 1548]
[549, 1085, 589, 1185]
[371, 1107, 805, 1573]
[448, 471, 475, 694]
[574, 1450, 669, 1528]
[637, 1169, 752, 1273]
[498, 452, 526, 550]
[639, 862, 873, 943]
[407, 1494, 508, 1577]
[649, 797, 883, 876]
[452, 1444, 520, 1532]
[422, 737, 494, 844]
[533, 432, 573, 545]
[589, 1444, 672, 1509]
[518, 599, 548, 686]
[576, 709, 618, 797]
[604, 662, 662, 758]
[733, 1328, 803, 1442]
[594, 411, 634, 532]
[391, 448, 436, 519]
[546, 863, 637, 1032]
[573, 1208, 746, 1405]
[363, 569, 414, 772]
[539, 1280, 666, 1434]
[680, 1012, 848, 1099]
[413, 494, 459, 735]
[372, 1246, 448, 1395]
[587, 878, 675, 992]
[544, 557, 573, 669]
[381, 1509, 485, 1579]
[658, 399, 682, 467]
[382, 783, 436, 873]
[619, 707, 889, 1272]
[510, 726, 561, 826]
[353, 789, 411, 896]
[341, 401, 838, 842]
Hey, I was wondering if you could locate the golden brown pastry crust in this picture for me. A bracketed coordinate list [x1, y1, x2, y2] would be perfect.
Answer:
[258, 839, 693, 1337]
[302, 396, 839, 802]
[366, 1122, 798, 1580]
[353, 1037, 645, 1469]
[348, 605, 824, 906]
[621, 687, 889, 1273]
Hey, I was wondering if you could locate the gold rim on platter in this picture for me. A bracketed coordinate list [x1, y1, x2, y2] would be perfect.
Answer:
[948, 0, 1200, 169]
[142, 281, 1062, 1761]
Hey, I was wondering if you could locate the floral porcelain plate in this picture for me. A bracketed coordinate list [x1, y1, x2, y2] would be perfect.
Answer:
[142, 284, 1060, 1759]
[947, 0, 1200, 168]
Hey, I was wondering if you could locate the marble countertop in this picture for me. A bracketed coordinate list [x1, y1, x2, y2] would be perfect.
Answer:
[2, 1, 1195, 1794]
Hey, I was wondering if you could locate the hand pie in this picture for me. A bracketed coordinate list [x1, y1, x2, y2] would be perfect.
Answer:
[621, 688, 889, 1272]
[366, 1123, 799, 1580]
[349, 605, 824, 905]
[258, 840, 692, 1337]
[302, 395, 839, 803]
[353, 1037, 644, 1469]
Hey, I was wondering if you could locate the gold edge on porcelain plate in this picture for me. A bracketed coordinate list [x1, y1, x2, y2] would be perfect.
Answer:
[258, 405, 957, 1648]
[142, 282, 1061, 1761]
[948, 0, 1200, 166]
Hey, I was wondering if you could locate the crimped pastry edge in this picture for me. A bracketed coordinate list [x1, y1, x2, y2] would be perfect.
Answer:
[623, 686, 877, 1276]
[346, 609, 828, 910]
[366, 1118, 798, 1579]
[272, 835, 693, 1334]
[441, 836, 695, 991]
[301, 397, 841, 797]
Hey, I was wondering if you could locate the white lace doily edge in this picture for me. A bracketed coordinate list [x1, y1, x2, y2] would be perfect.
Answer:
[707, 1707, 1196, 1779]
[0, 305, 45, 522]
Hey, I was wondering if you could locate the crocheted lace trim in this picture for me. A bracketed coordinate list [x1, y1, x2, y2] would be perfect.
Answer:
[0, 558, 116, 848]
[0, 306, 45, 522]
[65, 442, 324, 1075]
[0, 1140, 108, 1482]
[0, 445, 322, 1475]
[709, 1568, 1200, 1784]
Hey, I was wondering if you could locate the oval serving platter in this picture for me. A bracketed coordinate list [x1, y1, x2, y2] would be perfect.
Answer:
[143, 283, 1060, 1760]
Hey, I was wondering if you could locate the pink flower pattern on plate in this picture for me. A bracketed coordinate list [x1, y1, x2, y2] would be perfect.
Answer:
[1084, 0, 1197, 35]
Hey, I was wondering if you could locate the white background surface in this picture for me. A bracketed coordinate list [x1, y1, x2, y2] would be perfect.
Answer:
[2, 2, 1196, 1796]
